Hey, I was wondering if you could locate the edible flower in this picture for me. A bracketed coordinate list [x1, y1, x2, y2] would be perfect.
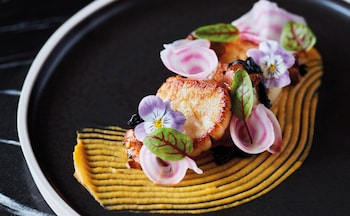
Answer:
[232, 0, 306, 43]
[134, 95, 186, 142]
[139, 145, 203, 185]
[247, 40, 295, 88]
[160, 39, 218, 80]
[230, 104, 282, 154]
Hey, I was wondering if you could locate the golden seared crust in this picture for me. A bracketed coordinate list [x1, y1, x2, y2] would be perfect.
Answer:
[123, 129, 143, 170]
[156, 76, 232, 156]
[210, 62, 239, 89]
[219, 37, 258, 63]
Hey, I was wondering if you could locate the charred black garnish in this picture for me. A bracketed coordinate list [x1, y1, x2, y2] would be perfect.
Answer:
[299, 63, 308, 76]
[212, 146, 237, 165]
[229, 57, 262, 74]
[212, 146, 250, 165]
[127, 113, 143, 127]
[257, 81, 272, 109]
[229, 57, 272, 108]
[288, 56, 309, 85]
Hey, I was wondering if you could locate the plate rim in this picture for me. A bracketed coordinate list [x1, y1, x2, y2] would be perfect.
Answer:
[16, 0, 350, 215]
[17, 0, 117, 215]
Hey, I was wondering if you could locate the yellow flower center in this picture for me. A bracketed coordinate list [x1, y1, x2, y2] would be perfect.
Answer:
[154, 119, 163, 129]
[268, 64, 276, 73]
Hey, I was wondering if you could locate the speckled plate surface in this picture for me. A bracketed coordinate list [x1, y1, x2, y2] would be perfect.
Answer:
[18, 0, 350, 215]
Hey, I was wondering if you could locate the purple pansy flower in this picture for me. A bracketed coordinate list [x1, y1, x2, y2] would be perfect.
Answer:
[134, 95, 186, 142]
[247, 40, 295, 88]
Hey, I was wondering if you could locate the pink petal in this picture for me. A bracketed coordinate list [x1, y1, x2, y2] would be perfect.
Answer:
[265, 72, 291, 88]
[230, 104, 275, 154]
[264, 106, 283, 153]
[232, 0, 306, 43]
[165, 39, 211, 53]
[160, 39, 218, 80]
[259, 39, 280, 52]
[139, 146, 202, 184]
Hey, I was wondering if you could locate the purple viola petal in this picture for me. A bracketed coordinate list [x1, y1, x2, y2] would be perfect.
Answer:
[138, 95, 166, 121]
[277, 50, 295, 68]
[265, 72, 291, 88]
[164, 101, 173, 113]
[162, 110, 186, 133]
[260, 40, 280, 52]
[246, 49, 265, 63]
[264, 54, 287, 76]
[247, 40, 294, 88]
[134, 122, 155, 142]
[162, 102, 186, 132]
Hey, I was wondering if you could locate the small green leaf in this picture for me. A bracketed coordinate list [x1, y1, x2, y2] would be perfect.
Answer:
[230, 69, 254, 120]
[143, 128, 193, 161]
[280, 21, 316, 52]
[194, 23, 239, 43]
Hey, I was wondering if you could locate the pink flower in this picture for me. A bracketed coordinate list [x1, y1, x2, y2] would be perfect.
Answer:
[160, 39, 218, 80]
[230, 104, 282, 154]
[232, 0, 306, 43]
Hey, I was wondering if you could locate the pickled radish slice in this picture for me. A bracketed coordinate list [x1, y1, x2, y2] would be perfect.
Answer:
[230, 104, 282, 154]
[139, 145, 202, 184]
[160, 39, 218, 80]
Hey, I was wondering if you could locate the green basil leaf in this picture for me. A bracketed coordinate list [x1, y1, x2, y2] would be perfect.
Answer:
[194, 23, 239, 42]
[230, 69, 254, 120]
[143, 128, 193, 161]
[280, 21, 316, 52]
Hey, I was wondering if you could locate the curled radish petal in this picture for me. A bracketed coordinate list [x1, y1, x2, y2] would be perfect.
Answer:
[160, 39, 218, 80]
[139, 146, 202, 185]
[161, 39, 211, 72]
[164, 39, 211, 52]
[264, 106, 283, 154]
[184, 156, 203, 175]
[230, 104, 275, 154]
[232, 0, 306, 43]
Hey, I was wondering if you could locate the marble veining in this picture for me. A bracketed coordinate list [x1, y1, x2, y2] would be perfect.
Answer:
[0, 193, 53, 216]
[0, 89, 21, 96]
[0, 138, 20, 146]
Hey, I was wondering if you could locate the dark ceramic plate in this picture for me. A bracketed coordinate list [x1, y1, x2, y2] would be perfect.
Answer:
[18, 0, 350, 215]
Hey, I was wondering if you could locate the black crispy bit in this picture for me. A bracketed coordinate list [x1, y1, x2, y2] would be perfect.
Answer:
[229, 57, 272, 109]
[127, 113, 143, 127]
[257, 80, 272, 109]
[212, 146, 250, 165]
[212, 146, 236, 165]
[211, 146, 251, 165]
[299, 63, 308, 76]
